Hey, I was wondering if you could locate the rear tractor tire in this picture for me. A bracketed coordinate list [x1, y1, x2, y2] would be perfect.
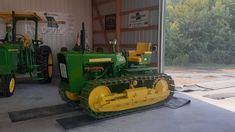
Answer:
[37, 46, 53, 83]
[0, 75, 16, 97]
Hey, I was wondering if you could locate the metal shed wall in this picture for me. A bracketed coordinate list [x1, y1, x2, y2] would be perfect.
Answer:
[92, 0, 161, 64]
[0, 0, 92, 56]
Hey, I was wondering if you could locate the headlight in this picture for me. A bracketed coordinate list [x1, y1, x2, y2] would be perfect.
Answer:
[59, 63, 68, 78]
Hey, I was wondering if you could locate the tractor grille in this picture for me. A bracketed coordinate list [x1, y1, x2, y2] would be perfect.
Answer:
[0, 49, 6, 65]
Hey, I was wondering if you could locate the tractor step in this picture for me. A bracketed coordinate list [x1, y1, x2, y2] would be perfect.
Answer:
[30, 72, 43, 80]
[33, 65, 40, 68]
[32, 78, 44, 81]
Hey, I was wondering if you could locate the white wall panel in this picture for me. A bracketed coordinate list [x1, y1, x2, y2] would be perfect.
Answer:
[0, 0, 92, 73]
[0, 0, 92, 55]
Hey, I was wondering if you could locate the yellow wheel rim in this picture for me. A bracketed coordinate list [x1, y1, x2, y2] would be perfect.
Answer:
[65, 91, 80, 101]
[48, 53, 53, 78]
[154, 79, 169, 93]
[88, 86, 111, 112]
[9, 78, 15, 93]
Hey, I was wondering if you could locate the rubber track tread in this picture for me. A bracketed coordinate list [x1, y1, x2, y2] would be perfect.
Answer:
[80, 74, 175, 119]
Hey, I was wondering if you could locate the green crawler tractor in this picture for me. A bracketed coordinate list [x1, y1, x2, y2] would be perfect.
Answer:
[58, 23, 175, 119]
[0, 11, 53, 97]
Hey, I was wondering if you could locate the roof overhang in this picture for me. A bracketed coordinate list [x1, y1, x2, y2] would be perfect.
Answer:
[0, 11, 43, 23]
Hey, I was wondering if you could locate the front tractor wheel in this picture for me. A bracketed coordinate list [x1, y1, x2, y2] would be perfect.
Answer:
[59, 87, 80, 106]
[37, 46, 53, 83]
[0, 75, 16, 97]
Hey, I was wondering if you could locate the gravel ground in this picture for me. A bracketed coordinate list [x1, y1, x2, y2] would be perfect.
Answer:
[166, 67, 235, 112]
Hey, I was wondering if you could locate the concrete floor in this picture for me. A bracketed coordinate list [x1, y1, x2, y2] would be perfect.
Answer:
[0, 79, 235, 132]
[166, 68, 235, 112]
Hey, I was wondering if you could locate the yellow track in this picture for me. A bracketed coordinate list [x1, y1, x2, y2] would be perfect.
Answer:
[88, 79, 170, 112]
[80, 75, 175, 119]
[65, 91, 80, 101]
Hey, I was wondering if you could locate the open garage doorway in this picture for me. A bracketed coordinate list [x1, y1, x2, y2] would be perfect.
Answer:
[165, 0, 235, 112]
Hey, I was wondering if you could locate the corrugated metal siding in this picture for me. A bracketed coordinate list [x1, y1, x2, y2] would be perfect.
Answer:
[121, 0, 159, 45]
[0, 0, 92, 74]
[93, 0, 159, 46]
[0, 0, 92, 56]
[122, 0, 159, 11]
[93, 0, 160, 62]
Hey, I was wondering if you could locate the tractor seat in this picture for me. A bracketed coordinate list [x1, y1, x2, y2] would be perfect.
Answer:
[128, 42, 152, 64]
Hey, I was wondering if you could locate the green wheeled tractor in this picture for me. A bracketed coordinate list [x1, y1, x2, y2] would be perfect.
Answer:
[0, 11, 53, 97]
[58, 23, 175, 119]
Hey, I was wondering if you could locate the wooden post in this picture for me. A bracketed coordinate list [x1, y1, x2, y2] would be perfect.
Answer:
[115, 0, 121, 52]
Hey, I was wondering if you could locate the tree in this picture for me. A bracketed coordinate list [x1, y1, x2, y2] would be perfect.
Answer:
[166, 0, 235, 65]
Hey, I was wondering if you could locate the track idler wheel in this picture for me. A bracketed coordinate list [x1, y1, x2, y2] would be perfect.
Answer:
[81, 74, 175, 118]
[154, 79, 169, 93]
[59, 87, 80, 106]
[88, 86, 111, 112]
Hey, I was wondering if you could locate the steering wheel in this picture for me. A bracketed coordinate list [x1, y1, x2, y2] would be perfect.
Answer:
[16, 34, 32, 47]
[16, 34, 25, 41]
[0, 35, 21, 43]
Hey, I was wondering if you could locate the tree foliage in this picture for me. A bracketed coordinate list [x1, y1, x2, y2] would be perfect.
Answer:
[166, 0, 235, 65]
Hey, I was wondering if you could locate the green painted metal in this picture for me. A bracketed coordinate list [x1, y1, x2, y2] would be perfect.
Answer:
[0, 41, 42, 78]
[57, 50, 159, 95]
[58, 51, 126, 93]
[57, 22, 175, 119]
[124, 67, 158, 72]
[0, 43, 21, 75]
[0, 11, 51, 85]
[57, 49, 174, 119]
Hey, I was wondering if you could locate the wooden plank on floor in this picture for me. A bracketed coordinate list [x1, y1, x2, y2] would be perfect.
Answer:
[56, 97, 191, 130]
